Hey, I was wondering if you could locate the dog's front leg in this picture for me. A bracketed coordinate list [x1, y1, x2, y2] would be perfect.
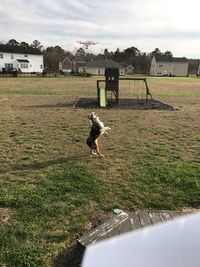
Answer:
[101, 129, 109, 136]
[102, 127, 111, 136]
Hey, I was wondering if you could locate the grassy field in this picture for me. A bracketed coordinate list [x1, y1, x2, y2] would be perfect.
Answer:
[0, 75, 200, 266]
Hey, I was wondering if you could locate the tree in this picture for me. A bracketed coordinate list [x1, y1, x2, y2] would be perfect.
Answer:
[112, 48, 123, 62]
[103, 48, 110, 57]
[114, 48, 120, 56]
[20, 41, 29, 49]
[150, 48, 163, 56]
[43, 46, 72, 71]
[164, 50, 173, 57]
[76, 47, 86, 57]
[31, 40, 43, 51]
[124, 46, 140, 57]
[7, 39, 19, 46]
[76, 40, 98, 50]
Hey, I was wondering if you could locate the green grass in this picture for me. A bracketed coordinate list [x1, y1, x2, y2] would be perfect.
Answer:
[0, 76, 200, 266]
[0, 164, 103, 266]
[2, 161, 200, 266]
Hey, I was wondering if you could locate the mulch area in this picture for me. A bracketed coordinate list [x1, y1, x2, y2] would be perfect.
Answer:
[74, 98, 175, 110]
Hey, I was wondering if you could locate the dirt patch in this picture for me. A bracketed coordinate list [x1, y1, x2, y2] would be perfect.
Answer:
[0, 208, 14, 225]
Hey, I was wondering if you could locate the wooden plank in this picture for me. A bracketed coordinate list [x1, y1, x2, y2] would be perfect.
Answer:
[129, 213, 142, 231]
[118, 217, 132, 234]
[106, 225, 120, 239]
[137, 211, 152, 227]
[77, 212, 129, 248]
[149, 212, 162, 225]
[159, 212, 172, 222]
[77, 210, 194, 251]
[168, 211, 181, 219]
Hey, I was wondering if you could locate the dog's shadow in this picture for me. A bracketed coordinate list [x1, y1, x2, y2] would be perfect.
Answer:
[3, 155, 85, 173]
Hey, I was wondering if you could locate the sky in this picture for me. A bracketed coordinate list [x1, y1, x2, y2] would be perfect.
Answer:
[0, 0, 200, 58]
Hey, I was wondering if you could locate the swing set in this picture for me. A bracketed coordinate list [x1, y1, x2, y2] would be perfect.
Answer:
[73, 68, 174, 110]
[96, 68, 153, 108]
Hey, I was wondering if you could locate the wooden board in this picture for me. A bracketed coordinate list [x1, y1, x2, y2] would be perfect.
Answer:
[77, 210, 192, 250]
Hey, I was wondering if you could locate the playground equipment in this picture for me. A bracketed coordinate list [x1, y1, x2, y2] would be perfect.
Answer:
[96, 68, 153, 107]
[73, 67, 174, 110]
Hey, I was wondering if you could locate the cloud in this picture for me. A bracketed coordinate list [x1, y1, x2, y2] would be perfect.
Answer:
[0, 0, 200, 57]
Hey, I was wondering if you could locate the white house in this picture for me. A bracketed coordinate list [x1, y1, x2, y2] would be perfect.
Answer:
[150, 55, 188, 77]
[0, 45, 43, 73]
[85, 59, 126, 76]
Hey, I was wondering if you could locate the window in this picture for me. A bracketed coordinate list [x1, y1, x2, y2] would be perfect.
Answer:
[158, 64, 163, 67]
[20, 63, 28, 69]
[5, 63, 13, 69]
[0, 54, 3, 58]
[40, 65, 43, 69]
[24, 54, 28, 57]
[11, 54, 14, 59]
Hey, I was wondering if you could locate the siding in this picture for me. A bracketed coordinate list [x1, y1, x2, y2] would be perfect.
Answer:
[0, 52, 43, 73]
[150, 56, 188, 77]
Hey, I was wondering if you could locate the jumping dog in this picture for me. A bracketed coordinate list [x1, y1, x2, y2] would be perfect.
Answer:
[86, 112, 111, 157]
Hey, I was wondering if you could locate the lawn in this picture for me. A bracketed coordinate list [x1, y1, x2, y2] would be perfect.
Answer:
[0, 75, 200, 266]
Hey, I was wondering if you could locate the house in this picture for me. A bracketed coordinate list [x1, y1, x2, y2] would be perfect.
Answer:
[85, 59, 126, 76]
[126, 64, 134, 74]
[0, 44, 43, 73]
[59, 56, 73, 74]
[59, 56, 86, 74]
[150, 55, 188, 77]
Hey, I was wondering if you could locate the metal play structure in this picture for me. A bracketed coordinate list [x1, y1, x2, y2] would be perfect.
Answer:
[74, 68, 174, 110]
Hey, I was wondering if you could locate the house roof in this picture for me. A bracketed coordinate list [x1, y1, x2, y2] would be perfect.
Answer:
[173, 57, 188, 63]
[86, 59, 123, 68]
[126, 64, 134, 70]
[154, 55, 188, 63]
[61, 56, 72, 64]
[72, 56, 86, 63]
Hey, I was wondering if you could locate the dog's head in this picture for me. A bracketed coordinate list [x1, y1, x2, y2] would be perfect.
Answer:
[88, 112, 97, 121]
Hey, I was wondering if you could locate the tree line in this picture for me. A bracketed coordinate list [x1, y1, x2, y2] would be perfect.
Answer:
[1, 39, 199, 74]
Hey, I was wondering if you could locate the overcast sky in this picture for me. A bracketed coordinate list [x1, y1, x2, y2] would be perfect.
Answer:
[0, 0, 200, 58]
